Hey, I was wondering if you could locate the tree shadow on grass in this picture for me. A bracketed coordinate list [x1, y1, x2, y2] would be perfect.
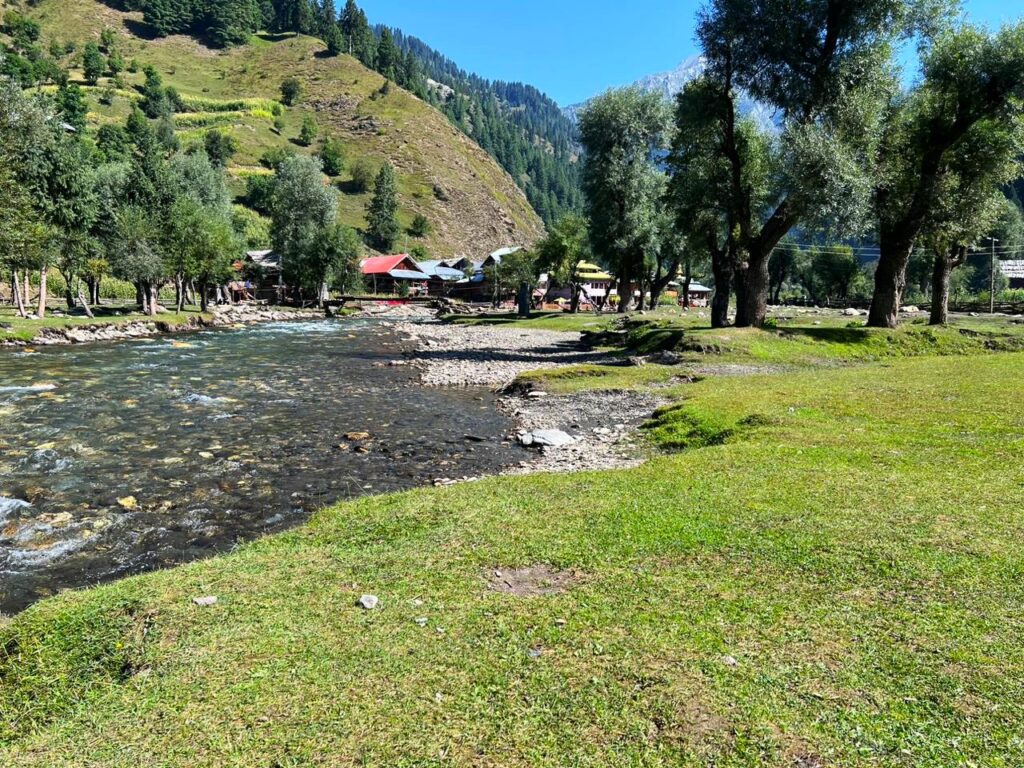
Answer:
[255, 32, 298, 43]
[777, 326, 872, 344]
[122, 18, 160, 41]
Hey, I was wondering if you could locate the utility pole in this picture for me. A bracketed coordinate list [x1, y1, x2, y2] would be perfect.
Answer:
[989, 237, 1000, 315]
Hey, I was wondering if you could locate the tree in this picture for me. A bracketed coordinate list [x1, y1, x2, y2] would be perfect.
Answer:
[99, 27, 117, 53]
[168, 151, 232, 211]
[376, 28, 401, 81]
[55, 83, 88, 132]
[408, 213, 431, 238]
[535, 213, 590, 312]
[270, 155, 338, 303]
[323, 22, 343, 56]
[578, 88, 667, 313]
[679, 0, 909, 328]
[109, 206, 165, 315]
[348, 156, 375, 192]
[868, 22, 1024, 327]
[365, 162, 400, 251]
[82, 42, 105, 85]
[141, 65, 171, 118]
[280, 76, 302, 106]
[318, 137, 345, 176]
[921, 122, 1024, 324]
[206, 0, 262, 47]
[667, 78, 769, 326]
[298, 115, 318, 146]
[107, 50, 125, 77]
[244, 173, 276, 215]
[204, 129, 238, 167]
[164, 196, 238, 311]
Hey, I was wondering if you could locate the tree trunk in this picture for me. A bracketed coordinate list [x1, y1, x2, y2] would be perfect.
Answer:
[62, 272, 75, 309]
[22, 270, 31, 308]
[12, 271, 28, 319]
[200, 281, 210, 313]
[868, 234, 914, 328]
[682, 255, 692, 312]
[736, 249, 770, 328]
[77, 281, 94, 319]
[929, 245, 966, 326]
[136, 282, 146, 312]
[175, 275, 185, 313]
[733, 266, 748, 326]
[36, 266, 48, 319]
[569, 283, 581, 314]
[616, 267, 633, 313]
[148, 283, 159, 316]
[711, 250, 733, 329]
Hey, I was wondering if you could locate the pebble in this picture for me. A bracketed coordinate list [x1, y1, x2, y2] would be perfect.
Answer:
[192, 596, 218, 607]
[357, 594, 380, 610]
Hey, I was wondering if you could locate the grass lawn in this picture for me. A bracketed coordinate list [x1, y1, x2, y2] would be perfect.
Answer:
[2, 325, 1024, 766]
[0, 306, 209, 344]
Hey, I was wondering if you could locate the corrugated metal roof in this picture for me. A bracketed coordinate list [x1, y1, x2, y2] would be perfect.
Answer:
[388, 269, 430, 281]
[419, 261, 466, 280]
[1000, 260, 1024, 278]
[362, 254, 414, 275]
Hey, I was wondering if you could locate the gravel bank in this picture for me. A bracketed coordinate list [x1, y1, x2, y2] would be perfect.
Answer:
[394, 320, 612, 388]
[393, 320, 665, 475]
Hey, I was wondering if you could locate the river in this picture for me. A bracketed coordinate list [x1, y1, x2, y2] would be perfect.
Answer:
[0, 319, 519, 614]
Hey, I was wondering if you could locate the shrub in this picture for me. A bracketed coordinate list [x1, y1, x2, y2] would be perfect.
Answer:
[280, 77, 302, 106]
[409, 213, 431, 238]
[348, 157, 376, 193]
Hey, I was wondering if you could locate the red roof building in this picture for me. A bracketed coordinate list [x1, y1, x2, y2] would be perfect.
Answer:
[361, 254, 420, 275]
[360, 254, 430, 294]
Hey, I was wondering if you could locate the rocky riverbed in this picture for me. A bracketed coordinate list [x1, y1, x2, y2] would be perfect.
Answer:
[394, 320, 664, 475]
[5, 305, 321, 347]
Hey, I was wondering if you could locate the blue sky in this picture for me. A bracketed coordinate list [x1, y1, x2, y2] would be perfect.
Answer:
[359, 0, 1020, 107]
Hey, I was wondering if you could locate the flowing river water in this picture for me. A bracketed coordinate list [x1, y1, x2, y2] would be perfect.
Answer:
[0, 319, 519, 614]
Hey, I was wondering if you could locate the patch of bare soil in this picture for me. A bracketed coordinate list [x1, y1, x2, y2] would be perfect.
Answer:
[486, 565, 581, 597]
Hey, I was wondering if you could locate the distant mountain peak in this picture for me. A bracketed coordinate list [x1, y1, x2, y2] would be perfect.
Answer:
[564, 56, 776, 132]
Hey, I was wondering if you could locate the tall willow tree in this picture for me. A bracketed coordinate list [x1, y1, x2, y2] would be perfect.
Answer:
[578, 88, 668, 313]
[675, 0, 926, 327]
[867, 22, 1024, 327]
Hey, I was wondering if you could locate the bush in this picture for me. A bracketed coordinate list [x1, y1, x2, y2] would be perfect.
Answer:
[348, 157, 376, 193]
[280, 77, 302, 107]
[408, 213, 431, 238]
[319, 138, 346, 177]
[298, 116, 318, 147]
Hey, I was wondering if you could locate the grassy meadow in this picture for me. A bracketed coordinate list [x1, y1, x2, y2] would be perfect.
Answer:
[2, 313, 1024, 766]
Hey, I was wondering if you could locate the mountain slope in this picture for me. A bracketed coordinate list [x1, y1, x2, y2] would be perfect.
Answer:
[19, 0, 545, 258]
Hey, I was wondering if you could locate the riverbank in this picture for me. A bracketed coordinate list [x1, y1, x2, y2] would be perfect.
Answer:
[0, 304, 322, 346]
[394, 319, 664, 475]
[4, 331, 1024, 765]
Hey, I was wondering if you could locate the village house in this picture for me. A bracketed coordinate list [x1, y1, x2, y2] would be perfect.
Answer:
[239, 250, 284, 302]
[360, 254, 431, 294]
[1000, 260, 1024, 289]
[417, 261, 468, 296]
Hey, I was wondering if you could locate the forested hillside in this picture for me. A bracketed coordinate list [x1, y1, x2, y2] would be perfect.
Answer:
[385, 27, 583, 225]
[1, 0, 545, 258]
[50, 0, 582, 226]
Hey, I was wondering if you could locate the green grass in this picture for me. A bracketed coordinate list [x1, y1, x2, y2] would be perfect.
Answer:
[0, 306, 209, 343]
[3, 335, 1024, 765]
[445, 311, 620, 332]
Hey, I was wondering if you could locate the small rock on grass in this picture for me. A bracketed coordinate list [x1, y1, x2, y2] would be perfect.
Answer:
[192, 596, 218, 607]
[357, 594, 380, 610]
